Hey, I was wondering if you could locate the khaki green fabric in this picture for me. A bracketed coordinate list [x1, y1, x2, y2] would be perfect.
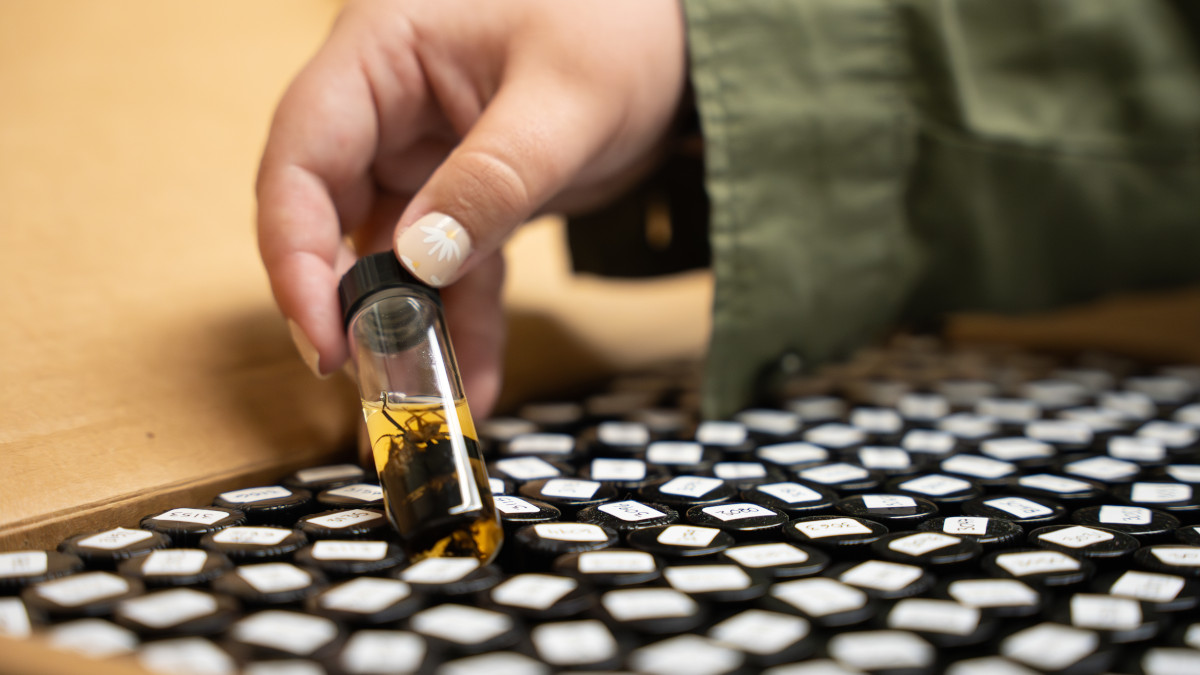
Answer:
[684, 0, 1200, 418]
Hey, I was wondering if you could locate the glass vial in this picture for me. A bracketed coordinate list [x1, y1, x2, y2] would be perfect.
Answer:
[339, 251, 502, 564]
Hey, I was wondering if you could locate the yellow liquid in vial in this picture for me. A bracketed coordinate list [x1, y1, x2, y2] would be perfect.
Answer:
[363, 396, 502, 564]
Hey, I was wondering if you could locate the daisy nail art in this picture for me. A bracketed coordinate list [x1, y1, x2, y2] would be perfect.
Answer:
[395, 212, 472, 287]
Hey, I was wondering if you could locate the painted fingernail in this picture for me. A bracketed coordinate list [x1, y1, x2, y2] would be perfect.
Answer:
[288, 319, 329, 379]
[395, 212, 472, 287]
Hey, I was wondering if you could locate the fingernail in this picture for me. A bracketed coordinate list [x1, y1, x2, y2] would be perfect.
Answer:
[396, 212, 472, 287]
[288, 319, 330, 379]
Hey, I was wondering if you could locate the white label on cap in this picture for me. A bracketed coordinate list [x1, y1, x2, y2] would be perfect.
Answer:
[138, 638, 235, 675]
[804, 424, 865, 448]
[899, 474, 972, 496]
[212, 526, 292, 546]
[488, 477, 507, 495]
[696, 420, 748, 446]
[702, 502, 776, 522]
[306, 509, 382, 529]
[311, 540, 388, 561]
[646, 441, 704, 465]
[1109, 570, 1186, 602]
[120, 589, 217, 629]
[889, 532, 960, 556]
[632, 636, 744, 674]
[480, 416, 538, 440]
[589, 457, 646, 481]
[899, 393, 950, 419]
[840, 560, 924, 591]
[598, 500, 667, 522]
[400, 557, 480, 584]
[492, 574, 578, 610]
[995, 551, 1081, 576]
[1109, 436, 1166, 462]
[597, 421, 650, 447]
[902, 430, 957, 455]
[1139, 421, 1198, 448]
[1065, 455, 1140, 480]
[756, 442, 828, 466]
[141, 549, 208, 576]
[981, 438, 1054, 461]
[659, 475, 724, 498]
[724, 542, 810, 568]
[1001, 623, 1098, 671]
[789, 396, 845, 421]
[493, 495, 542, 515]
[532, 620, 617, 666]
[861, 494, 917, 509]
[540, 478, 601, 499]
[237, 564, 312, 594]
[828, 631, 934, 671]
[1070, 594, 1142, 630]
[295, 464, 360, 484]
[78, 527, 155, 550]
[48, 619, 136, 659]
[320, 577, 411, 614]
[942, 454, 1015, 479]
[493, 456, 561, 480]
[0, 551, 48, 578]
[947, 579, 1039, 608]
[152, 508, 230, 525]
[656, 525, 721, 547]
[533, 523, 608, 542]
[714, 462, 768, 480]
[1143, 648, 1200, 675]
[851, 408, 903, 433]
[1176, 402, 1200, 426]
[977, 398, 1040, 422]
[1151, 546, 1200, 567]
[341, 631, 426, 674]
[1018, 474, 1091, 494]
[737, 409, 801, 436]
[940, 414, 998, 439]
[889, 599, 980, 635]
[772, 578, 867, 616]
[0, 598, 31, 639]
[1186, 624, 1200, 650]
[1099, 505, 1154, 525]
[1027, 420, 1093, 445]
[942, 516, 990, 535]
[709, 610, 810, 655]
[602, 588, 697, 621]
[1167, 465, 1200, 483]
[325, 484, 383, 501]
[858, 447, 911, 470]
[412, 604, 512, 643]
[1130, 482, 1193, 503]
[795, 517, 873, 539]
[664, 565, 751, 593]
[1039, 526, 1114, 549]
[234, 611, 337, 656]
[984, 497, 1053, 519]
[509, 433, 575, 455]
[1099, 391, 1156, 419]
[577, 550, 657, 574]
[36, 572, 129, 607]
[219, 486, 292, 504]
[798, 463, 869, 484]
[754, 482, 819, 504]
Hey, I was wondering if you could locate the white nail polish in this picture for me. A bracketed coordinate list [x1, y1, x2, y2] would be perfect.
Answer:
[288, 319, 328, 379]
[395, 212, 472, 287]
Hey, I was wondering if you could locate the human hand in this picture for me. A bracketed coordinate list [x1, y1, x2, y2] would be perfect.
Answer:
[257, 0, 687, 417]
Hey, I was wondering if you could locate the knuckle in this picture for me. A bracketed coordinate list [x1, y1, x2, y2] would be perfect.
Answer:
[449, 148, 533, 221]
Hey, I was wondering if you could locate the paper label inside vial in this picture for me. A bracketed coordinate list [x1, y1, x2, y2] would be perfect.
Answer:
[151, 508, 230, 526]
[724, 543, 810, 568]
[1070, 594, 1142, 630]
[994, 551, 1081, 576]
[211, 526, 292, 546]
[898, 474, 971, 496]
[509, 433, 575, 455]
[858, 447, 911, 470]
[311, 540, 388, 561]
[902, 430, 956, 455]
[794, 517, 872, 539]
[36, 572, 130, 607]
[1018, 474, 1091, 494]
[981, 438, 1054, 461]
[577, 551, 657, 574]
[493, 495, 542, 515]
[120, 589, 217, 629]
[1026, 420, 1092, 445]
[709, 609, 809, 655]
[714, 462, 768, 480]
[234, 611, 337, 656]
[646, 441, 704, 465]
[1001, 623, 1098, 671]
[799, 463, 869, 484]
[597, 500, 666, 522]
[942, 516, 990, 535]
[597, 421, 650, 447]
[757, 482, 822, 504]
[888, 532, 961, 556]
[899, 393, 950, 419]
[237, 564, 312, 594]
[319, 577, 411, 614]
[756, 442, 828, 466]
[664, 565, 752, 593]
[141, 549, 209, 576]
[137, 637, 236, 675]
[532, 620, 618, 666]
[601, 588, 697, 621]
[1151, 546, 1200, 567]
[1065, 456, 1139, 480]
[829, 630, 934, 671]
[1108, 436, 1165, 462]
[1130, 482, 1193, 504]
[533, 523, 608, 542]
[48, 620, 137, 659]
[295, 464, 360, 484]
[0, 598, 31, 639]
[942, 454, 1014, 479]
[400, 557, 480, 584]
[771, 578, 866, 616]
[341, 631, 426, 674]
[804, 424, 865, 448]
[492, 574, 578, 610]
[412, 604, 513, 644]
[702, 502, 776, 522]
[984, 497, 1053, 519]
[850, 408, 903, 433]
[656, 525, 720, 547]
[888, 599, 980, 635]
[861, 494, 917, 510]
[493, 456, 561, 480]
[947, 579, 1039, 608]
[1038, 526, 1113, 549]
[1109, 570, 1185, 602]
[0, 551, 48, 578]
[78, 527, 155, 550]
[325, 484, 383, 501]
[1099, 505, 1154, 525]
[696, 420, 749, 446]
[1167, 464, 1200, 483]
[839, 560, 924, 591]
[218, 486, 292, 504]
[306, 509, 382, 529]
[589, 457, 646, 481]
[737, 409, 800, 436]
[659, 475, 723, 498]
[1139, 421, 1198, 447]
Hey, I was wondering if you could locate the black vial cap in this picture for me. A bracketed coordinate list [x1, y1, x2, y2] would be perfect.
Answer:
[338, 251, 440, 330]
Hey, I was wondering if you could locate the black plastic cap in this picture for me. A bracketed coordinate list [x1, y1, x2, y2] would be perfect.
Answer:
[338, 251, 440, 329]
